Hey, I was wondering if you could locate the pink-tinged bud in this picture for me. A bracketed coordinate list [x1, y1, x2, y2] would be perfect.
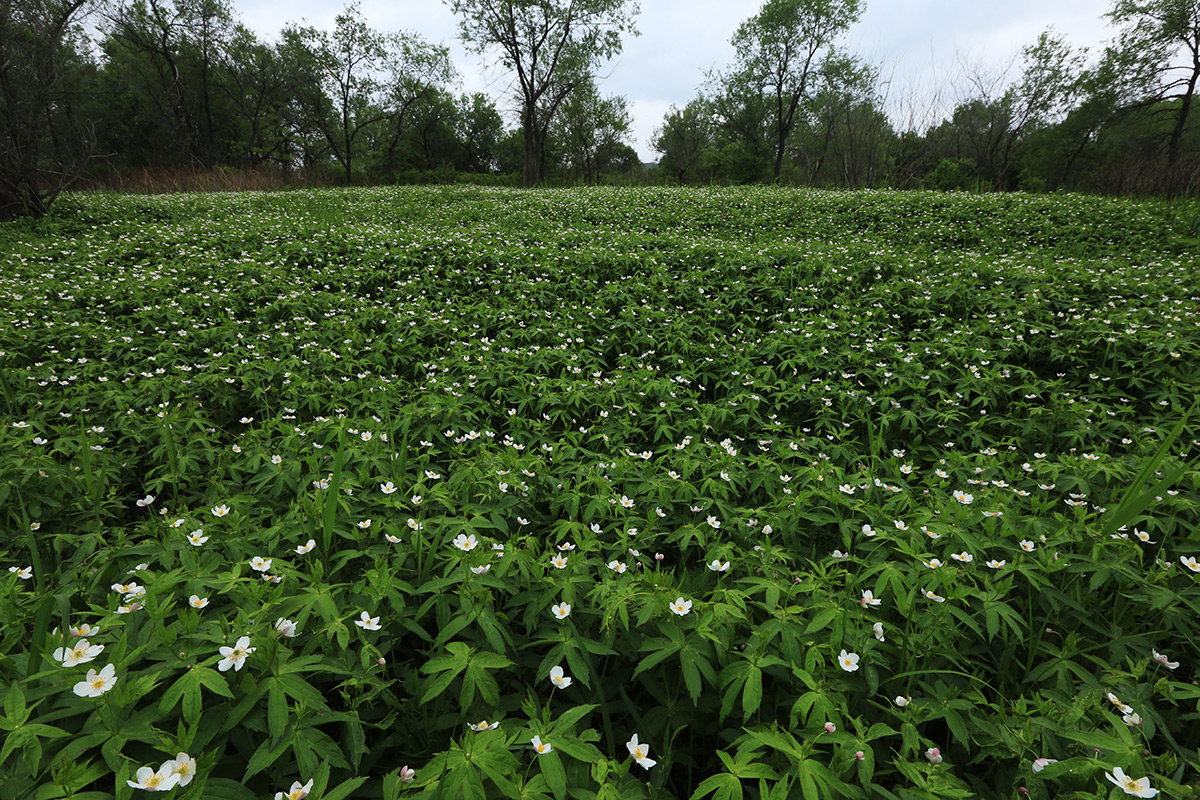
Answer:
[655, 552, 664, 561]
[377, 657, 386, 666]
[855, 750, 865, 761]
[400, 766, 416, 783]
[824, 722, 836, 733]
[1018, 787, 1028, 796]
[925, 747, 942, 764]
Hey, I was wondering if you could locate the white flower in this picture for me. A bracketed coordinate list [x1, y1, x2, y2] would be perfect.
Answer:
[549, 665, 572, 689]
[275, 618, 299, 637]
[471, 564, 491, 575]
[211, 504, 230, 517]
[1106, 767, 1158, 797]
[1152, 649, 1179, 669]
[274, 778, 314, 800]
[249, 556, 272, 572]
[1106, 691, 1133, 715]
[551, 602, 571, 620]
[1180, 555, 1200, 573]
[550, 554, 568, 569]
[53, 639, 104, 667]
[606, 560, 627, 574]
[669, 597, 693, 616]
[837, 649, 860, 672]
[861, 524, 877, 537]
[452, 533, 478, 552]
[186, 531, 208, 546]
[73, 664, 118, 697]
[894, 695, 910, 707]
[952, 490, 973, 505]
[860, 589, 881, 608]
[127, 764, 180, 791]
[188, 595, 209, 609]
[135, 494, 155, 508]
[9, 566, 32, 580]
[468, 720, 500, 731]
[950, 552, 972, 563]
[380, 481, 397, 494]
[626, 733, 656, 769]
[707, 559, 730, 572]
[295, 539, 315, 554]
[355, 611, 381, 630]
[1031, 757, 1057, 773]
[923, 589, 945, 603]
[1019, 540, 1036, 552]
[619, 495, 635, 508]
[873, 622, 885, 641]
[986, 559, 1006, 569]
[217, 636, 254, 672]
[531, 735, 553, 754]
[169, 753, 197, 787]
[705, 515, 720, 529]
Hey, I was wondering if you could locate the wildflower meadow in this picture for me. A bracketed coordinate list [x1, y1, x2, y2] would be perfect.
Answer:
[1, 186, 1198, 799]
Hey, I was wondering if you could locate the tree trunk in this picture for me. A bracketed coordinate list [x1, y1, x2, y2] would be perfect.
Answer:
[1167, 60, 1198, 167]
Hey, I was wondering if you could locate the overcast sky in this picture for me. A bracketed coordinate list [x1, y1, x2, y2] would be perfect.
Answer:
[232, 0, 1117, 161]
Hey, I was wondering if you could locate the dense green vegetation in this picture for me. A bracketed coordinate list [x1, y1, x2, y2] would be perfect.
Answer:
[5, 0, 1200, 220]
[1, 186, 1199, 799]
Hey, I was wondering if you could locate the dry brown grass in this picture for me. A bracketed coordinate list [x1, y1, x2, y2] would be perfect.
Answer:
[81, 165, 335, 194]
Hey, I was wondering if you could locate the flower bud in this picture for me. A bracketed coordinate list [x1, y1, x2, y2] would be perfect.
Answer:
[855, 750, 865, 761]
[824, 722, 836, 733]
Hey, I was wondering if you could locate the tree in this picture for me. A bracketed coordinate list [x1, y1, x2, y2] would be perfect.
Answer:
[295, 3, 452, 182]
[455, 92, 504, 172]
[552, 77, 631, 183]
[654, 99, 712, 183]
[446, 0, 639, 187]
[102, 0, 237, 167]
[1107, 0, 1200, 166]
[729, 0, 862, 180]
[0, 0, 94, 219]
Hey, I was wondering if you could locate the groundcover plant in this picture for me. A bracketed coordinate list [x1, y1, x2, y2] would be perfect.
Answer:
[1, 186, 1198, 800]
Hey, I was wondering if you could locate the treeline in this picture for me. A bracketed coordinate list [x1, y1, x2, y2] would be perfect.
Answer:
[3, 0, 1199, 220]
[654, 0, 1200, 195]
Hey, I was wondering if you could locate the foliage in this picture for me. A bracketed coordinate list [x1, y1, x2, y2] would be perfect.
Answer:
[0, 0, 94, 220]
[1, 186, 1200, 799]
[445, 0, 640, 187]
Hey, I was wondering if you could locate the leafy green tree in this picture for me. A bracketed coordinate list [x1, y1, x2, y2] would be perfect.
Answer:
[294, 3, 453, 182]
[729, 0, 862, 180]
[1107, 0, 1200, 166]
[446, 0, 639, 187]
[101, 0, 238, 166]
[0, 0, 94, 219]
[455, 93, 504, 172]
[654, 99, 713, 183]
[551, 77, 632, 183]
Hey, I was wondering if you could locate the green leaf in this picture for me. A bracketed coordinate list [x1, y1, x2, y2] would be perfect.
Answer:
[321, 777, 368, 800]
[537, 750, 567, 800]
[689, 773, 743, 800]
